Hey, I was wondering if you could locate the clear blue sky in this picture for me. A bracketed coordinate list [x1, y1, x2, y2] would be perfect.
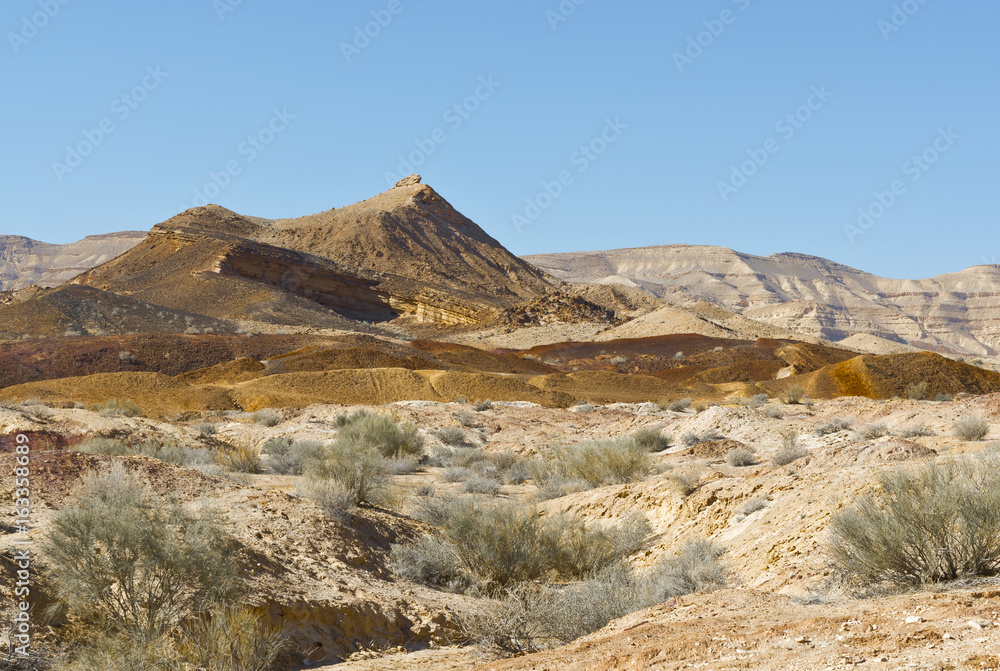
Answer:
[3, 0, 997, 279]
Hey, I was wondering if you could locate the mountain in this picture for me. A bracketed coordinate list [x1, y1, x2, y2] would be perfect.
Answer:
[1, 176, 558, 337]
[525, 245, 1000, 358]
[0, 231, 145, 290]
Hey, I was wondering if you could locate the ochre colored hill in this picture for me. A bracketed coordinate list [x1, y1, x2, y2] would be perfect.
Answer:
[228, 369, 576, 410]
[769, 351, 1000, 399]
[0, 372, 236, 417]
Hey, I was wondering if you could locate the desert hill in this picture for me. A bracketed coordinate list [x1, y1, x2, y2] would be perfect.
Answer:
[525, 245, 1000, 358]
[0, 231, 145, 290]
[66, 176, 557, 330]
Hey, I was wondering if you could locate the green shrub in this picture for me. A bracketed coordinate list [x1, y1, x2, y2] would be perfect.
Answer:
[828, 458, 1000, 586]
[631, 427, 672, 452]
[561, 438, 653, 486]
[43, 463, 241, 638]
[339, 413, 424, 457]
[954, 415, 990, 442]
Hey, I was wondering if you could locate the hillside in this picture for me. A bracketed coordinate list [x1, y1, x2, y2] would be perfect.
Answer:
[526, 245, 1000, 358]
[68, 176, 556, 330]
[0, 231, 145, 290]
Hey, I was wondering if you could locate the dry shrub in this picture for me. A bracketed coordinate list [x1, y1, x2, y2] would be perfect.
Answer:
[816, 417, 853, 436]
[390, 535, 469, 590]
[91, 398, 143, 418]
[216, 440, 263, 474]
[900, 423, 935, 438]
[339, 413, 424, 457]
[726, 448, 756, 467]
[954, 415, 990, 442]
[303, 440, 392, 510]
[444, 499, 561, 588]
[640, 539, 728, 602]
[829, 457, 1000, 587]
[43, 463, 242, 639]
[631, 427, 673, 452]
[781, 385, 805, 405]
[906, 381, 929, 400]
[561, 438, 653, 486]
[177, 606, 286, 671]
[857, 423, 891, 441]
[552, 513, 651, 580]
[252, 408, 282, 427]
[667, 468, 701, 497]
[434, 426, 469, 446]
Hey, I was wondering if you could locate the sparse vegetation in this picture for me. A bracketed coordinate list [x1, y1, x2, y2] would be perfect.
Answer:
[216, 440, 263, 474]
[43, 463, 242, 638]
[905, 381, 929, 400]
[303, 437, 393, 511]
[118, 350, 137, 363]
[252, 408, 282, 427]
[737, 394, 769, 408]
[857, 423, 891, 441]
[560, 438, 653, 487]
[829, 458, 1000, 586]
[725, 448, 756, 467]
[764, 405, 784, 419]
[474, 400, 493, 412]
[954, 415, 990, 442]
[899, 423, 935, 438]
[773, 429, 807, 465]
[454, 411, 477, 427]
[91, 398, 143, 418]
[666, 468, 701, 497]
[781, 385, 806, 405]
[434, 426, 470, 446]
[631, 426, 672, 452]
[464, 476, 502, 496]
[816, 417, 853, 436]
[737, 496, 769, 516]
[665, 398, 692, 412]
[936, 393, 953, 402]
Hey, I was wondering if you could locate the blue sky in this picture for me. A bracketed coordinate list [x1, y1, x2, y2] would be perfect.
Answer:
[2, 0, 997, 279]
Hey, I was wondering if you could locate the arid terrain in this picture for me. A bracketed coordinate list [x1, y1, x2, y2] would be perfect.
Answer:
[2, 178, 1000, 670]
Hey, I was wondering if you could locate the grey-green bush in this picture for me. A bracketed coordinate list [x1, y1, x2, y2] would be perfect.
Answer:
[828, 458, 1000, 586]
[631, 427, 672, 452]
[560, 438, 653, 487]
[725, 448, 756, 467]
[339, 413, 424, 457]
[43, 463, 242, 638]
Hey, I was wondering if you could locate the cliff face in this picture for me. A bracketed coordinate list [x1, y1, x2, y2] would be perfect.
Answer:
[525, 245, 1000, 357]
[0, 232, 146, 290]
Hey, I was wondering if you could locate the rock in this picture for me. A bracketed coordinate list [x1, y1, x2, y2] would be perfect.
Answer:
[905, 615, 923, 624]
[967, 619, 992, 630]
[395, 174, 422, 188]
